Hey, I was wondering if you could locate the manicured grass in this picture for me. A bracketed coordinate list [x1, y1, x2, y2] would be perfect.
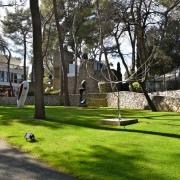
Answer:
[0, 106, 180, 180]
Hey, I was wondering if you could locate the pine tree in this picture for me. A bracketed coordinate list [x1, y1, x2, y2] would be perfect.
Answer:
[2, 8, 31, 80]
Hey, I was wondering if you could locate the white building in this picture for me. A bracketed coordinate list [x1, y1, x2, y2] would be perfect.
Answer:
[0, 54, 28, 96]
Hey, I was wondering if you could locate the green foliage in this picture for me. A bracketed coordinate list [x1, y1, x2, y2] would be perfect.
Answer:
[2, 8, 31, 45]
[40, 0, 115, 58]
[0, 106, 180, 180]
[157, 0, 174, 7]
[161, 19, 180, 68]
[2, 7, 32, 80]
[129, 82, 142, 93]
[152, 49, 173, 74]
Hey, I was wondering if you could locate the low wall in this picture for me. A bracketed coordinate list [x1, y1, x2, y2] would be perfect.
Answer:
[152, 96, 180, 112]
[106, 91, 180, 112]
[0, 91, 179, 112]
[87, 93, 107, 107]
[150, 90, 180, 98]
[107, 92, 148, 109]
[25, 96, 64, 106]
[0, 97, 17, 105]
[0, 94, 107, 107]
[69, 93, 107, 107]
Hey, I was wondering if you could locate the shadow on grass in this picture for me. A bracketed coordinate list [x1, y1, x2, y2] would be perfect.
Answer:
[0, 106, 180, 139]
[41, 144, 170, 180]
[123, 109, 180, 121]
[0, 145, 75, 180]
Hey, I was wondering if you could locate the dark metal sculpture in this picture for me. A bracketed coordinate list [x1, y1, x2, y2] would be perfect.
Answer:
[24, 133, 36, 142]
[79, 80, 87, 107]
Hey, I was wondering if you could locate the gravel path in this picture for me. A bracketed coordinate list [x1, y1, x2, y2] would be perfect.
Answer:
[0, 140, 75, 180]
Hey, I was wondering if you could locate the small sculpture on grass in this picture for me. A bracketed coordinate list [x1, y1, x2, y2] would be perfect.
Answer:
[79, 80, 87, 107]
[24, 133, 36, 142]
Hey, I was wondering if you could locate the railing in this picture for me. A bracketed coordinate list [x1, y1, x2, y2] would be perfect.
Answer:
[146, 69, 180, 92]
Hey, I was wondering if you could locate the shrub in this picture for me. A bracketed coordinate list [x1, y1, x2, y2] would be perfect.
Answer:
[129, 82, 142, 93]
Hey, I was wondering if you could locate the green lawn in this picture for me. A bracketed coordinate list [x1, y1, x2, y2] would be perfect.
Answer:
[0, 106, 180, 180]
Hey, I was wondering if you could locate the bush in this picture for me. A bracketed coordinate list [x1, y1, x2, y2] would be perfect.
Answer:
[129, 82, 142, 93]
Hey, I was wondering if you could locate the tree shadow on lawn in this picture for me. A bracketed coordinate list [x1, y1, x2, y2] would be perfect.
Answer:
[0, 106, 116, 128]
[0, 106, 180, 139]
[43, 144, 171, 180]
[123, 109, 180, 121]
[0, 107, 64, 129]
[160, 123, 180, 127]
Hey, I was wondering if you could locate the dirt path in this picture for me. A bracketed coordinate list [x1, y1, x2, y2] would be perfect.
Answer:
[0, 140, 75, 180]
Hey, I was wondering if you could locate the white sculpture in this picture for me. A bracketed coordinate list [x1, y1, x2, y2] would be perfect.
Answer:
[17, 81, 29, 108]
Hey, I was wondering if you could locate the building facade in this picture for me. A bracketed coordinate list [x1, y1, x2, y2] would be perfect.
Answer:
[53, 51, 109, 94]
[0, 54, 26, 96]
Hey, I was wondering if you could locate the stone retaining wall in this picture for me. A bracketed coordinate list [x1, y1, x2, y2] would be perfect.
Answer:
[107, 92, 148, 109]
[0, 91, 179, 112]
[25, 96, 64, 106]
[150, 90, 180, 98]
[0, 94, 107, 107]
[152, 96, 180, 112]
[69, 93, 107, 107]
[0, 97, 17, 105]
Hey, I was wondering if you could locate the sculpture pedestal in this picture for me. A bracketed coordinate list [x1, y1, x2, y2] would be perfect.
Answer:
[79, 104, 87, 107]
[100, 118, 138, 126]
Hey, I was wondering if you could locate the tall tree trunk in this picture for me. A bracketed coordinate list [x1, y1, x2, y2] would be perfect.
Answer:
[136, 41, 157, 111]
[23, 35, 27, 80]
[96, 0, 103, 62]
[139, 81, 157, 111]
[60, 68, 64, 96]
[73, 53, 78, 94]
[30, 0, 45, 119]
[7, 55, 14, 97]
[53, 0, 70, 105]
[31, 61, 34, 82]
[4, 48, 14, 97]
[133, 1, 157, 112]
[72, 10, 78, 94]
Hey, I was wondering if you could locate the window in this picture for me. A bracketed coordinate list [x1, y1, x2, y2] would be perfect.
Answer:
[17, 74, 22, 83]
[0, 71, 4, 82]
[4, 72, 8, 82]
[14, 73, 17, 83]
[11, 73, 14, 82]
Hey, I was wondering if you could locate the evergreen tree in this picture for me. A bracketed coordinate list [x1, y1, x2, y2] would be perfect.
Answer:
[2, 8, 31, 80]
[116, 62, 122, 91]
[116, 62, 122, 81]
